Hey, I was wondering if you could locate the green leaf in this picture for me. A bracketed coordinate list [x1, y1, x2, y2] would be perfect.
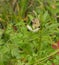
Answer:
[43, 11, 49, 22]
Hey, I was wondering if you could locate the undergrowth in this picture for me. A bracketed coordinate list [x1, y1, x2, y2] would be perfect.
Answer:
[0, 0, 59, 65]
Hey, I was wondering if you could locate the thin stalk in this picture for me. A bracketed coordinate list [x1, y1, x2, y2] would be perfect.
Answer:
[36, 49, 59, 64]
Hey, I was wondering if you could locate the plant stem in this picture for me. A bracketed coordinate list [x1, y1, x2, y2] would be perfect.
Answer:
[36, 49, 59, 64]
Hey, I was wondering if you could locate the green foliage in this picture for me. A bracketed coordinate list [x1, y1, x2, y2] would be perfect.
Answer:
[0, 0, 59, 65]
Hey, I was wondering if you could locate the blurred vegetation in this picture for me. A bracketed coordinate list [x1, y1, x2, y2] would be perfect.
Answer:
[0, 0, 59, 65]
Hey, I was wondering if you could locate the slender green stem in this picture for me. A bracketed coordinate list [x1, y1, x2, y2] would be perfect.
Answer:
[36, 49, 59, 64]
